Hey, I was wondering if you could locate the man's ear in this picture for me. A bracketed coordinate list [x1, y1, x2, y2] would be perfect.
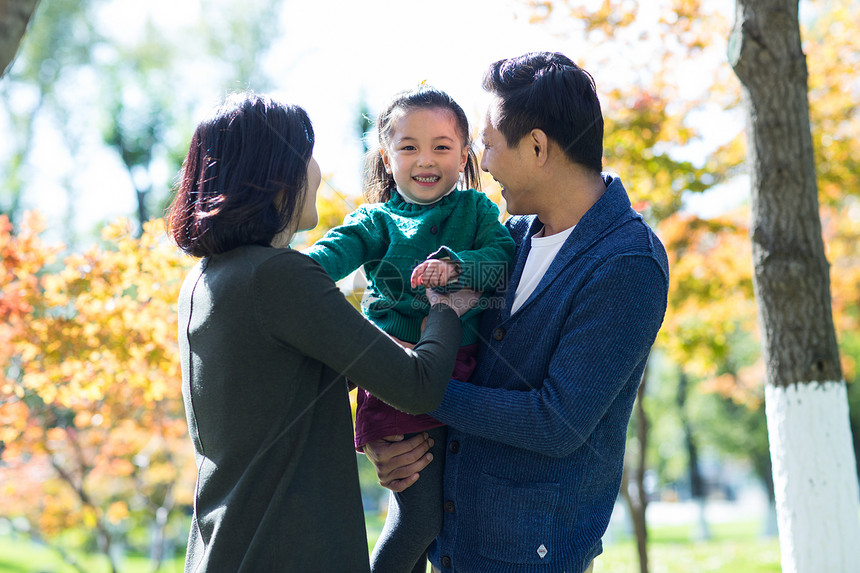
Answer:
[529, 129, 549, 167]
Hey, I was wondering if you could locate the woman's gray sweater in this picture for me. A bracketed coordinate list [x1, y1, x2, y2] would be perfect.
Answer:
[178, 246, 461, 572]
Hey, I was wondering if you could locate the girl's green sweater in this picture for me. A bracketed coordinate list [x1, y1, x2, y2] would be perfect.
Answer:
[305, 189, 515, 345]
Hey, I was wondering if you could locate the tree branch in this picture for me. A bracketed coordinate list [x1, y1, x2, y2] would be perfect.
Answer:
[0, 0, 40, 77]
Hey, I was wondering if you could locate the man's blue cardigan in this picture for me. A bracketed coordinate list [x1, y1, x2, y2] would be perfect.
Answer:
[429, 174, 670, 572]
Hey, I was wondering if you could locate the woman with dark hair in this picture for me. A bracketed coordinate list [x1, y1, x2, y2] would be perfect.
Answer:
[167, 92, 476, 572]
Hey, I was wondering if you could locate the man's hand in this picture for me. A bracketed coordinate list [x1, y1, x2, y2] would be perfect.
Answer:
[363, 433, 435, 492]
[411, 259, 460, 289]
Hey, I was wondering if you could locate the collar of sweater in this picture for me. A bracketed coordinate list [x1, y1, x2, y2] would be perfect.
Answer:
[395, 184, 458, 205]
[385, 188, 461, 215]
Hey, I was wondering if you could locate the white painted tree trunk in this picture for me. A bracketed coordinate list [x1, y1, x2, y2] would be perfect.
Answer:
[730, 1, 860, 569]
[765, 381, 860, 572]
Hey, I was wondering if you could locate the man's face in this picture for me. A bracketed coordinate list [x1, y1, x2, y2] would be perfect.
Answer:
[480, 102, 534, 216]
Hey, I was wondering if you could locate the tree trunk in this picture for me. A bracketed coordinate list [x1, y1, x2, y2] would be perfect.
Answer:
[0, 0, 39, 77]
[728, 1, 860, 571]
[677, 371, 710, 541]
[621, 368, 649, 573]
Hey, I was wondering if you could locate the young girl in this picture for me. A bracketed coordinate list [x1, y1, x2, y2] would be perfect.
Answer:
[305, 85, 515, 573]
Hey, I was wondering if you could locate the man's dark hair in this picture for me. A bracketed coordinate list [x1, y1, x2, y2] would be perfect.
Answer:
[482, 52, 603, 173]
[167, 92, 315, 257]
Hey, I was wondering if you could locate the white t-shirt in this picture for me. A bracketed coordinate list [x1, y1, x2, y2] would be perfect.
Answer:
[510, 225, 576, 315]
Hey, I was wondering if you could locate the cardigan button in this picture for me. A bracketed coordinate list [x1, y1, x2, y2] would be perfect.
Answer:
[444, 500, 456, 513]
[441, 556, 452, 568]
[493, 327, 506, 341]
[430, 225, 438, 234]
[448, 440, 460, 454]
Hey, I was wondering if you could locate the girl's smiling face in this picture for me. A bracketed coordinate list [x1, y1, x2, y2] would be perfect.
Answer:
[381, 107, 469, 204]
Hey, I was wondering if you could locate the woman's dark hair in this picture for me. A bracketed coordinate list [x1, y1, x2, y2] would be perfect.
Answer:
[167, 92, 315, 257]
[483, 52, 604, 173]
[363, 84, 481, 203]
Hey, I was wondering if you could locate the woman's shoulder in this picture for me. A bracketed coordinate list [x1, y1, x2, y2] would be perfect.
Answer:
[253, 246, 324, 272]
[244, 247, 336, 301]
[211, 245, 325, 279]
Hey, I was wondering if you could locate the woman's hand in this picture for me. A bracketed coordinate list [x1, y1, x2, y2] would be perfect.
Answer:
[363, 433, 435, 492]
[426, 288, 481, 318]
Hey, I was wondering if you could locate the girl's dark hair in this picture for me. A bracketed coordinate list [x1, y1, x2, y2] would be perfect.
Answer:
[363, 84, 480, 203]
[483, 51, 604, 173]
[166, 92, 315, 257]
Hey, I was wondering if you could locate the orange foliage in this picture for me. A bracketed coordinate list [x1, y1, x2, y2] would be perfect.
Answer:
[823, 201, 860, 381]
[528, 0, 746, 223]
[528, 0, 859, 408]
[700, 362, 766, 410]
[657, 209, 758, 380]
[0, 212, 61, 373]
[804, 1, 860, 206]
[0, 214, 196, 542]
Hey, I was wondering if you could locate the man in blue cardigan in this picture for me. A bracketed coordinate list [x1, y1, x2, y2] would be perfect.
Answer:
[365, 52, 669, 573]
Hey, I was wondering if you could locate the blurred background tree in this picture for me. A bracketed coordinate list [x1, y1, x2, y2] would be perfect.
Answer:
[0, 0, 38, 76]
[1, 215, 195, 572]
[0, 0, 282, 243]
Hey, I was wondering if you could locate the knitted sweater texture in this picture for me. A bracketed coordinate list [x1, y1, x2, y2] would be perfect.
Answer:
[177, 246, 461, 572]
[429, 174, 670, 572]
[304, 189, 515, 346]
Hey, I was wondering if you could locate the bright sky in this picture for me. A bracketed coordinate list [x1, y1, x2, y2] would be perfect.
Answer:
[268, 0, 745, 219]
[266, 0, 593, 198]
[8, 0, 747, 241]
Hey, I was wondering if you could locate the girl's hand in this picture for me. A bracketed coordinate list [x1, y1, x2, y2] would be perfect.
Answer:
[426, 288, 481, 318]
[411, 259, 460, 289]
